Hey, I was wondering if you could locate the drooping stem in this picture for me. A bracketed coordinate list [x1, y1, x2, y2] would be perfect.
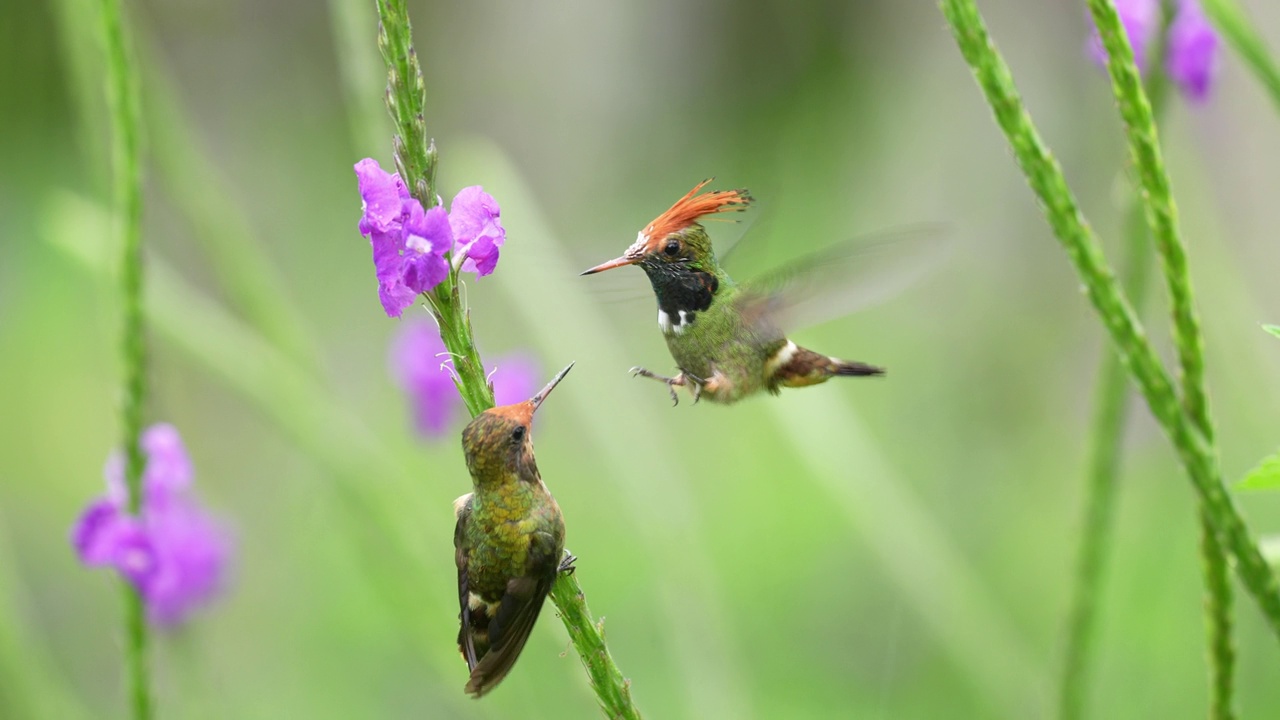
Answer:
[370, 1, 640, 714]
[1085, 1, 1234, 714]
[97, 0, 151, 715]
[940, 0, 1280, 647]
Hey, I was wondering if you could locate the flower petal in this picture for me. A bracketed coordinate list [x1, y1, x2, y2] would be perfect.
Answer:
[140, 423, 193, 507]
[1087, 0, 1159, 73]
[378, 278, 420, 318]
[449, 186, 503, 246]
[142, 500, 233, 627]
[390, 320, 462, 438]
[490, 353, 540, 406]
[449, 186, 506, 276]
[405, 203, 453, 257]
[355, 158, 408, 234]
[1166, 0, 1219, 102]
[401, 203, 451, 294]
[71, 497, 126, 566]
[111, 520, 159, 589]
[460, 235, 500, 277]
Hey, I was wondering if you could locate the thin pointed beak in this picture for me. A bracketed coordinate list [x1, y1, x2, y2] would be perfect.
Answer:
[580, 255, 637, 276]
[530, 362, 575, 412]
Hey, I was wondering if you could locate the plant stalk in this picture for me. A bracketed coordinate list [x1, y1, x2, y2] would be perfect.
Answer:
[370, 1, 640, 714]
[97, 0, 151, 714]
[940, 0, 1280, 648]
[1085, 1, 1234, 714]
[1059, 194, 1157, 720]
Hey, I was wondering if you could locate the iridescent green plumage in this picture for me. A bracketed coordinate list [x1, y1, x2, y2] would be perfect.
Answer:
[582, 181, 883, 404]
[454, 364, 573, 697]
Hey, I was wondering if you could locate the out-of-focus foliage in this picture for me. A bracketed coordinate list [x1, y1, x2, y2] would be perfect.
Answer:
[4, 0, 1280, 717]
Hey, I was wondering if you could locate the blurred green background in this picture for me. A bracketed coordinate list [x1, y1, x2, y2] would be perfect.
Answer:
[5, 0, 1280, 717]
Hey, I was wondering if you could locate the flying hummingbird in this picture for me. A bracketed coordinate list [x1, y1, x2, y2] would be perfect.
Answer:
[581, 180, 887, 405]
[454, 363, 575, 697]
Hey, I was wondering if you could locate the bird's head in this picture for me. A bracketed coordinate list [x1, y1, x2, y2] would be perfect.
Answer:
[581, 179, 752, 278]
[461, 363, 573, 483]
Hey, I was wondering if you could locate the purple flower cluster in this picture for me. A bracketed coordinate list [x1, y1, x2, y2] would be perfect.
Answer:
[72, 424, 232, 627]
[355, 159, 507, 318]
[1089, 0, 1220, 103]
[390, 320, 540, 438]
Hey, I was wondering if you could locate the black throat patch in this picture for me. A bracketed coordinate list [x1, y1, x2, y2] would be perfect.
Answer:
[640, 261, 719, 331]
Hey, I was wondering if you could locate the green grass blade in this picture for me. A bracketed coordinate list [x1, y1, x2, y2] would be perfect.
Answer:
[939, 0, 1280, 651]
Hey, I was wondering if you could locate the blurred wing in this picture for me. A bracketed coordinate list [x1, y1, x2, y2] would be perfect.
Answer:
[454, 495, 479, 670]
[735, 223, 951, 332]
[463, 530, 560, 697]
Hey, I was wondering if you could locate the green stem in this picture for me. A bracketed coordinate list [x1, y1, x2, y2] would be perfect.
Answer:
[550, 563, 642, 720]
[371, 1, 639, 714]
[1059, 194, 1158, 720]
[97, 0, 151, 715]
[1060, 17, 1175, 715]
[940, 0, 1280, 646]
[1200, 0, 1280, 116]
[1086, 1, 1234, 714]
[373, 0, 492, 415]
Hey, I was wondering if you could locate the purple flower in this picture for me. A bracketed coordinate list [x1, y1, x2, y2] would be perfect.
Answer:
[1088, 0, 1159, 72]
[355, 163, 509, 313]
[71, 424, 232, 627]
[1166, 0, 1219, 103]
[490, 352, 540, 406]
[390, 320, 540, 439]
[449, 186, 506, 277]
[390, 319, 459, 437]
[1087, 0, 1219, 102]
[355, 159, 451, 318]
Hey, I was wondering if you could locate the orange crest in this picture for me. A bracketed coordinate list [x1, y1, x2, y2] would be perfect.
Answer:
[639, 179, 753, 247]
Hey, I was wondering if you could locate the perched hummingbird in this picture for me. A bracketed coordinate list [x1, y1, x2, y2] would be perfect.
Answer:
[454, 363, 575, 697]
[581, 180, 885, 404]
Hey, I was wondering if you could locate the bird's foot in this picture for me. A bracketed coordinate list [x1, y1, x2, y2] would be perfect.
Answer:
[558, 551, 578, 575]
[630, 366, 686, 406]
[683, 371, 707, 404]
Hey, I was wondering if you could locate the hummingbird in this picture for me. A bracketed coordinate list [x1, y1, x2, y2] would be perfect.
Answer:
[581, 180, 885, 405]
[454, 363, 575, 697]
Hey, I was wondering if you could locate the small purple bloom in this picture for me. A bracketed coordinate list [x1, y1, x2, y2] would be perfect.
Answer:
[1087, 0, 1219, 102]
[1088, 0, 1159, 71]
[355, 159, 451, 318]
[1166, 0, 1219, 103]
[390, 320, 541, 439]
[491, 353, 540, 407]
[71, 424, 232, 627]
[391, 319, 461, 438]
[449, 186, 506, 277]
[355, 158, 408, 235]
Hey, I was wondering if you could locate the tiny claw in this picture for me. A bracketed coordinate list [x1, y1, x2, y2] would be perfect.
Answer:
[558, 552, 578, 575]
[630, 366, 685, 405]
[683, 370, 705, 404]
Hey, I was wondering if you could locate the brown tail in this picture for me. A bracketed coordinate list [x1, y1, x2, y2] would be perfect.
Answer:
[770, 344, 884, 390]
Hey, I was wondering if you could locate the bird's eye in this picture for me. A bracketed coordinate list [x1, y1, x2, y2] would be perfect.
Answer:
[511, 426, 526, 443]
[663, 240, 680, 257]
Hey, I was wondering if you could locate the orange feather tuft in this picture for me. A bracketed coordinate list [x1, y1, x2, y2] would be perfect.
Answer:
[488, 400, 534, 427]
[640, 179, 753, 249]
